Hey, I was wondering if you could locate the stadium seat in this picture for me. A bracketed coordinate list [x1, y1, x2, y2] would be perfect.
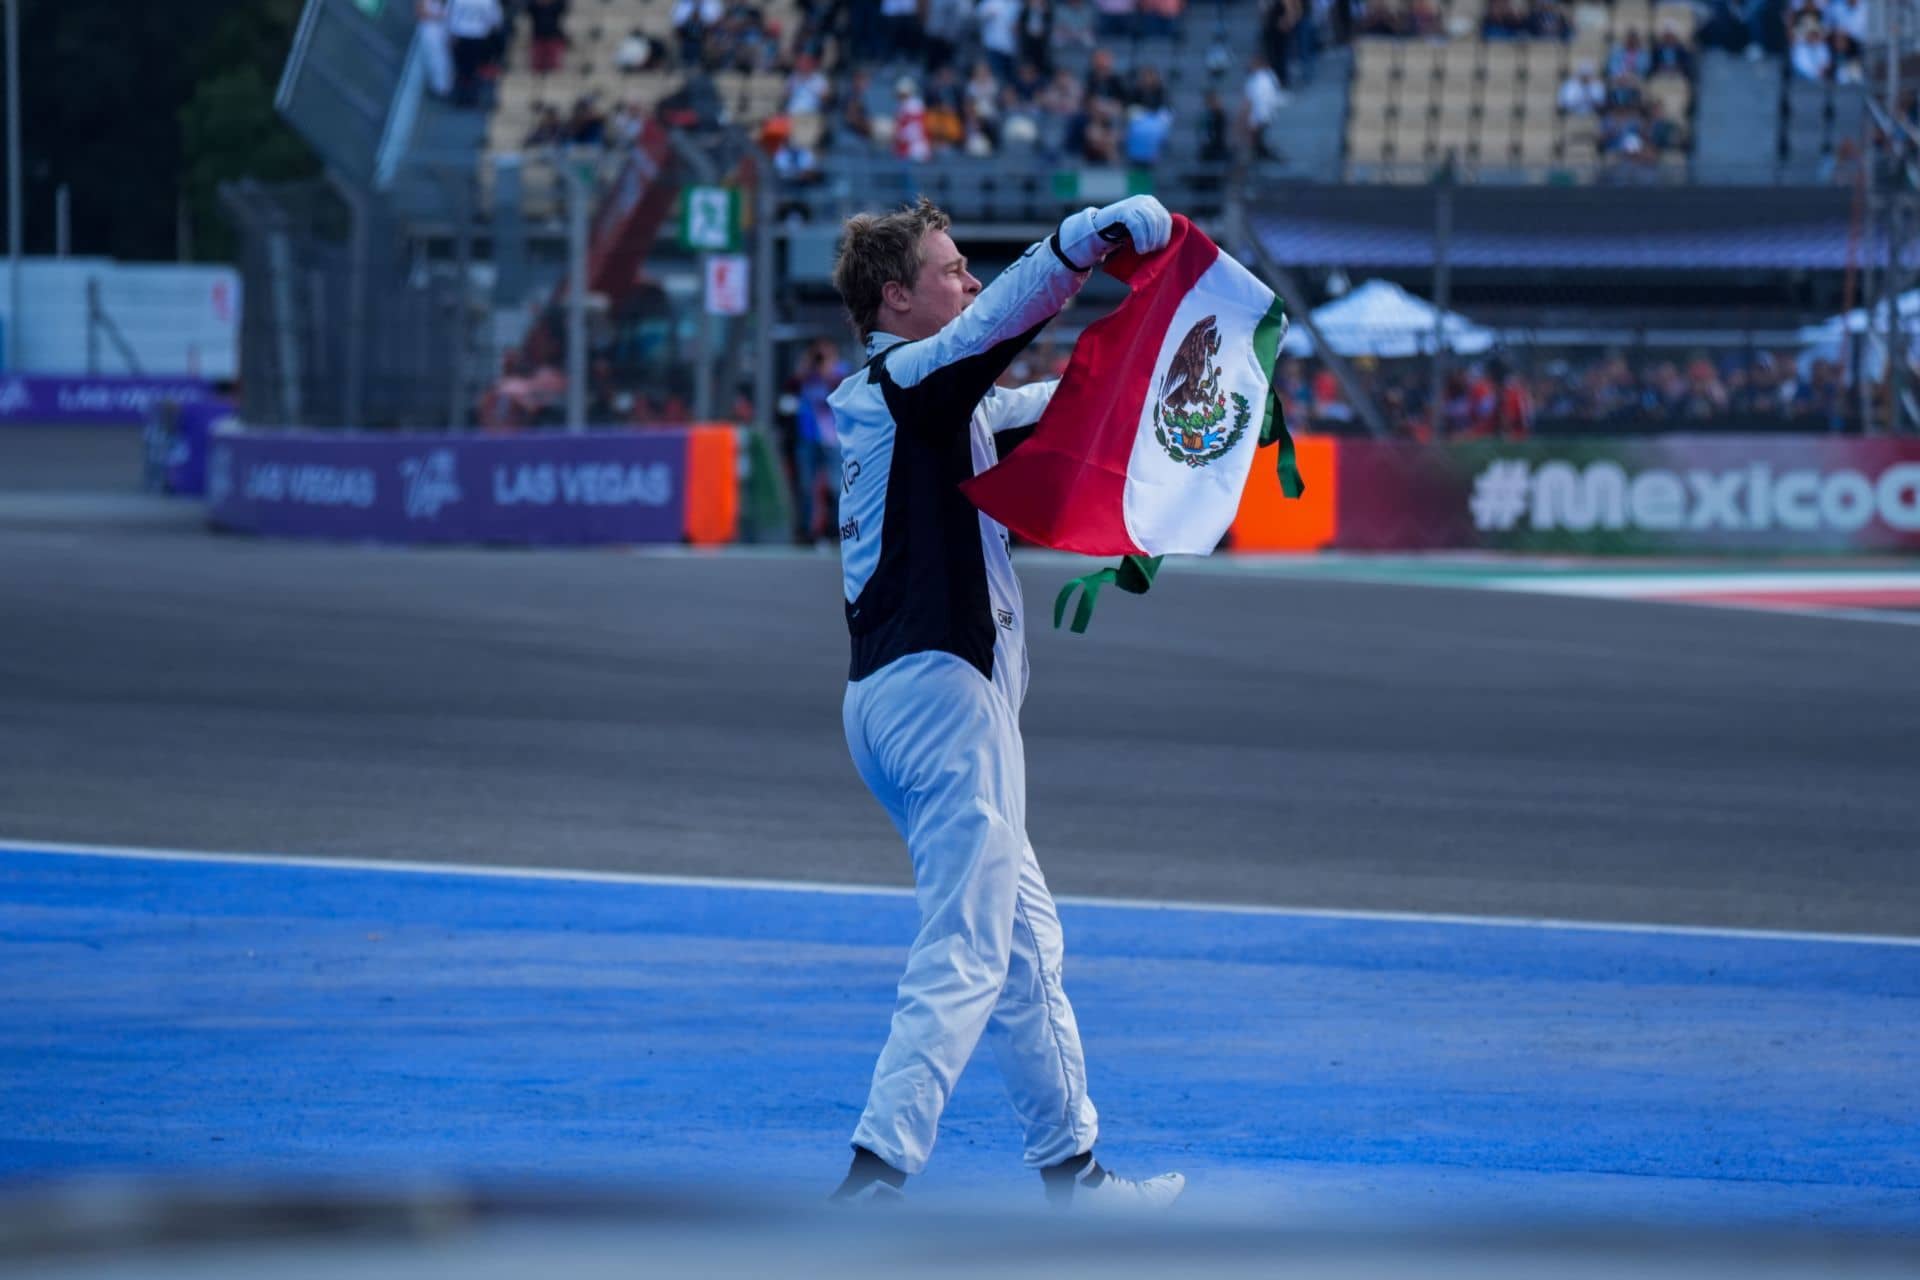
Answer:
[1440, 40, 1480, 85]
[1482, 42, 1521, 87]
[1522, 42, 1563, 87]
[1351, 83, 1393, 129]
[1400, 43, 1440, 86]
[1646, 72, 1691, 120]
[1355, 38, 1397, 85]
[1434, 94, 1476, 130]
[1517, 124, 1557, 167]
[1349, 119, 1392, 165]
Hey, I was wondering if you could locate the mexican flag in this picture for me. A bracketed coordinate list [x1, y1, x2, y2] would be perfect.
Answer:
[961, 214, 1302, 630]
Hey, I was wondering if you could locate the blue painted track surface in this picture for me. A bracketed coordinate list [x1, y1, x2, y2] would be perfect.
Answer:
[3, 847, 1916, 1229]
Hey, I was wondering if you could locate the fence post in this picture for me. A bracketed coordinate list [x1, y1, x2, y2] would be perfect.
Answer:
[565, 160, 588, 433]
[1430, 156, 1454, 436]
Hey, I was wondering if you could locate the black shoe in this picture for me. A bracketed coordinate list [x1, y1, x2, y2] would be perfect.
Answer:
[830, 1145, 908, 1205]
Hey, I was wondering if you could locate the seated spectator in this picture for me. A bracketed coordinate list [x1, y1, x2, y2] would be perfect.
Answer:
[964, 100, 998, 155]
[1650, 27, 1694, 78]
[926, 63, 966, 113]
[1039, 68, 1085, 154]
[1494, 363, 1534, 440]
[924, 80, 966, 148]
[1531, 0, 1573, 40]
[671, 0, 723, 67]
[523, 102, 565, 146]
[785, 51, 830, 114]
[1607, 73, 1644, 111]
[1785, 0, 1823, 35]
[965, 59, 1003, 123]
[606, 100, 644, 147]
[893, 76, 931, 161]
[1199, 88, 1231, 162]
[1085, 48, 1130, 105]
[1831, 32, 1866, 84]
[1080, 97, 1123, 162]
[527, 0, 569, 75]
[1124, 102, 1175, 166]
[1407, 0, 1443, 36]
[1598, 107, 1646, 159]
[717, 1, 777, 71]
[1826, 0, 1870, 43]
[1560, 61, 1605, 114]
[1790, 23, 1831, 80]
[1132, 65, 1167, 112]
[1607, 30, 1651, 80]
[773, 133, 823, 184]
[566, 94, 607, 144]
[1312, 367, 1352, 426]
[838, 68, 876, 143]
[1010, 60, 1048, 104]
[1000, 87, 1043, 149]
[1358, 0, 1405, 36]
[1018, 0, 1053, 73]
[1482, 0, 1529, 40]
[1645, 98, 1682, 151]
[614, 28, 659, 72]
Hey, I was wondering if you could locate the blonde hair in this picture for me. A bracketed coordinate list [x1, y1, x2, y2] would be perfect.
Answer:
[831, 197, 952, 342]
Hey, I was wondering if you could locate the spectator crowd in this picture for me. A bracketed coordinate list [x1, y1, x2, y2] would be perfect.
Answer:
[1785, 0, 1870, 84]
[1560, 24, 1694, 169]
[1242, 347, 1863, 437]
[417, 0, 1349, 172]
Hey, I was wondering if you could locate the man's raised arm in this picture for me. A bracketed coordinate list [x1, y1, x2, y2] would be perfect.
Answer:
[880, 198, 1172, 414]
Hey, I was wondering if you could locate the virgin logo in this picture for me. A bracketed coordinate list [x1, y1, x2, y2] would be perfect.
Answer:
[399, 449, 462, 520]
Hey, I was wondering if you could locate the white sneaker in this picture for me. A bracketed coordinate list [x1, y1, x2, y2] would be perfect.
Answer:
[1045, 1156, 1186, 1210]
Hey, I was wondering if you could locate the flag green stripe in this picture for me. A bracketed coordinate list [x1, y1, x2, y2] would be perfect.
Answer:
[1250, 293, 1305, 500]
[1251, 291, 1289, 431]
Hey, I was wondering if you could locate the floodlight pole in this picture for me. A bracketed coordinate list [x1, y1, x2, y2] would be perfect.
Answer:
[6, 0, 22, 372]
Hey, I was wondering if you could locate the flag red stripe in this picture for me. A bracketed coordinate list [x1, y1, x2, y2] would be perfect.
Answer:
[962, 216, 1222, 556]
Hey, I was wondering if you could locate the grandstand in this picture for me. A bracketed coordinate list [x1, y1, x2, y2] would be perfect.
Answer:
[252, 0, 1919, 438]
[1344, 5, 1699, 182]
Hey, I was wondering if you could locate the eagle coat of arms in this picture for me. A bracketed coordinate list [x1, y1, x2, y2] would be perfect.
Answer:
[1152, 316, 1251, 468]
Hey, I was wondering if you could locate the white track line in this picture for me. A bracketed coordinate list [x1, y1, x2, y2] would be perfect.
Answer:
[1478, 571, 1920, 598]
[5, 837, 1916, 949]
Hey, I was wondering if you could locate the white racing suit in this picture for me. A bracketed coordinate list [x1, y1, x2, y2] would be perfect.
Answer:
[828, 225, 1101, 1176]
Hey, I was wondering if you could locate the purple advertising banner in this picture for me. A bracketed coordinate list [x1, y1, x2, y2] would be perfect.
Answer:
[0, 375, 220, 425]
[1333, 436, 1920, 554]
[207, 430, 690, 545]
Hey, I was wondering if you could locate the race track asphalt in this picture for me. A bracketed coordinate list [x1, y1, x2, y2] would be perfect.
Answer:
[3, 499, 1915, 935]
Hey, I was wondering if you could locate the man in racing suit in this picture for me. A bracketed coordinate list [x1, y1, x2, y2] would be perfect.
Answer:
[825, 195, 1185, 1208]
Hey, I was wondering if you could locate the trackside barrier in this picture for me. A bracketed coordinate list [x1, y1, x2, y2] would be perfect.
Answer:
[0, 374, 220, 425]
[206, 426, 736, 545]
[1230, 435, 1920, 555]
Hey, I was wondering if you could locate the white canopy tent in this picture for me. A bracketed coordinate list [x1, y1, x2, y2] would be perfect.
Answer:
[1281, 279, 1497, 359]
[1796, 289, 1920, 381]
